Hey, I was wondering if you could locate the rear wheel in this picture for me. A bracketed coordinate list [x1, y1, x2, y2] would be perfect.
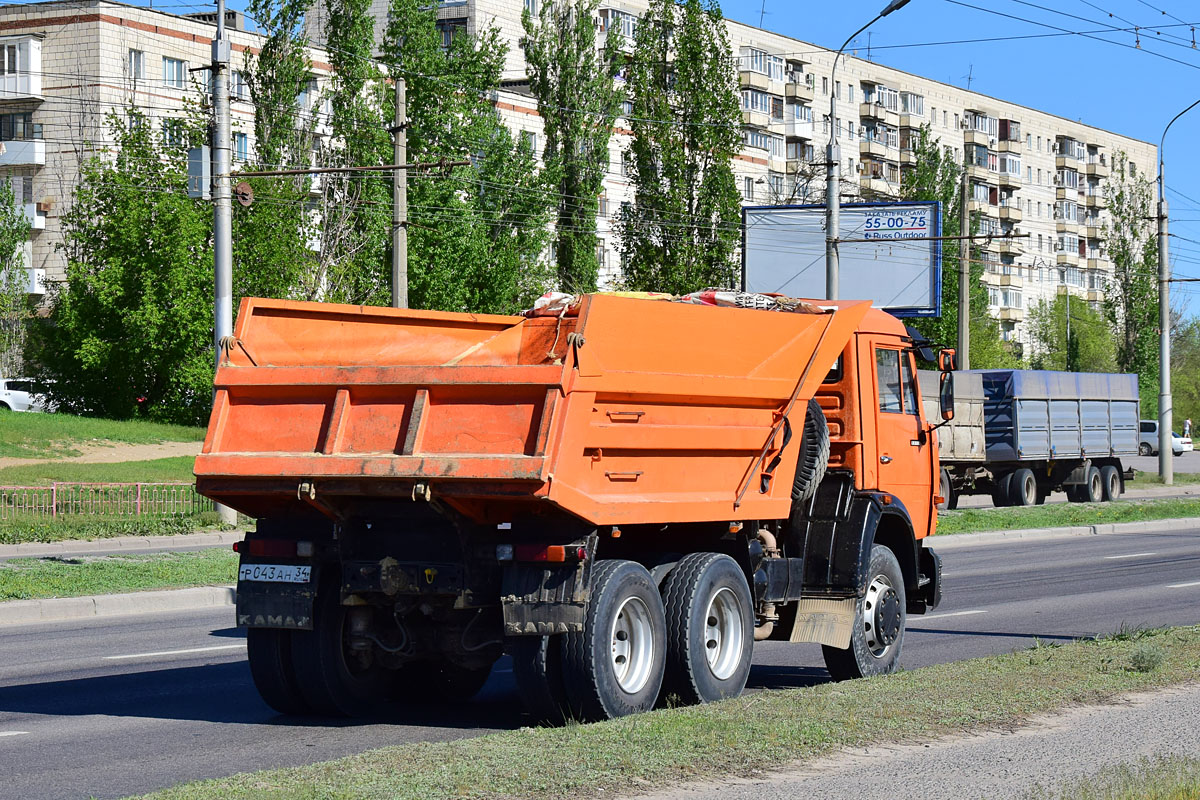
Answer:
[1101, 465, 1122, 502]
[1082, 466, 1104, 502]
[511, 635, 569, 726]
[561, 560, 666, 721]
[1008, 468, 1037, 507]
[290, 578, 395, 717]
[660, 553, 754, 706]
[937, 469, 953, 511]
[991, 472, 1014, 507]
[246, 627, 310, 715]
[822, 545, 906, 681]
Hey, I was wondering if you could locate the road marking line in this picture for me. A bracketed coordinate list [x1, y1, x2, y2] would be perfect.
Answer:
[103, 643, 246, 661]
[0, 731, 29, 737]
[1104, 552, 1157, 560]
[921, 609, 988, 620]
[1167, 580, 1200, 589]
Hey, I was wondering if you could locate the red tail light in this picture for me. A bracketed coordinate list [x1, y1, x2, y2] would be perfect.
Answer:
[245, 539, 298, 558]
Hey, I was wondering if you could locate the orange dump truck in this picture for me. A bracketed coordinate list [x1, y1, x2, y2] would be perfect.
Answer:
[195, 293, 952, 722]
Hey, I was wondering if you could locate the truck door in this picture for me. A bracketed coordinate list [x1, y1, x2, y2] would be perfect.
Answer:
[869, 342, 935, 539]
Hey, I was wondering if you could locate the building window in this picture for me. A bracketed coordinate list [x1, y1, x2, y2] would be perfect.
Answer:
[129, 49, 144, 81]
[598, 192, 608, 217]
[942, 110, 948, 127]
[234, 132, 249, 162]
[523, 0, 537, 13]
[744, 176, 754, 201]
[740, 47, 784, 81]
[520, 130, 537, 154]
[848, 84, 855, 103]
[821, 76, 828, 95]
[163, 57, 187, 89]
[232, 70, 248, 100]
[0, 112, 38, 141]
[0, 43, 18, 76]
[899, 91, 923, 116]
[835, 80, 841, 100]
[161, 118, 188, 148]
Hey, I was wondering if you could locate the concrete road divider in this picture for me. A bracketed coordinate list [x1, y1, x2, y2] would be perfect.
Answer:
[0, 585, 235, 627]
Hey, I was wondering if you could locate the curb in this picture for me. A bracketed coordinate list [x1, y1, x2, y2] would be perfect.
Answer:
[931, 516, 1199, 550]
[0, 531, 243, 560]
[0, 585, 235, 627]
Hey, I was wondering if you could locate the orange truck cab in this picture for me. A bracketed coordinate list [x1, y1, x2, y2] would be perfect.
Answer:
[196, 293, 948, 723]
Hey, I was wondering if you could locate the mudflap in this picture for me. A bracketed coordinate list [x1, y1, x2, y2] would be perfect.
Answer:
[911, 546, 942, 613]
[236, 570, 318, 630]
[500, 560, 591, 636]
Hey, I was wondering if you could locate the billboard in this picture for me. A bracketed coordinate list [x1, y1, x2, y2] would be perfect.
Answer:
[742, 201, 943, 317]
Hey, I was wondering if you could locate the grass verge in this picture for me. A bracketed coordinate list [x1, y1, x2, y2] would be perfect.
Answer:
[0, 456, 197, 486]
[1026, 755, 1200, 799]
[0, 512, 225, 545]
[0, 412, 205, 459]
[0, 549, 236, 600]
[1134, 471, 1200, 486]
[938, 496, 1200, 534]
[132, 625, 1200, 800]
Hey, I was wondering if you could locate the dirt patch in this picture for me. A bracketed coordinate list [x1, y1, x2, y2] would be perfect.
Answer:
[0, 440, 202, 470]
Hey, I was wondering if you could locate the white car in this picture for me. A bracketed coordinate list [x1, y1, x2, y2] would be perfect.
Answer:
[1139, 419, 1189, 456]
[0, 378, 51, 412]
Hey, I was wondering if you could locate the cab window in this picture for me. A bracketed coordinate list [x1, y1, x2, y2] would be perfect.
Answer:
[876, 349, 902, 413]
[901, 354, 920, 416]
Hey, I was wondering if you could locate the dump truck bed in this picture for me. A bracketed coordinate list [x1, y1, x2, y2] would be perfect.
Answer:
[918, 369, 986, 463]
[195, 294, 870, 526]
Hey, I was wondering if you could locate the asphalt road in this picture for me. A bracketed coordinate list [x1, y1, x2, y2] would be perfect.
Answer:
[1, 526, 1198, 800]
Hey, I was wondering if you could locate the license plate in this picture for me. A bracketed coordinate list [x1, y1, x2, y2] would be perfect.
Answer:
[239, 564, 312, 584]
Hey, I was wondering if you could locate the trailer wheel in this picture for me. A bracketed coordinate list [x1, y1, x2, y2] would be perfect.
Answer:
[990, 473, 1014, 507]
[822, 544, 906, 680]
[791, 398, 830, 505]
[1101, 465, 1122, 501]
[246, 627, 310, 716]
[1083, 466, 1104, 502]
[937, 469, 953, 511]
[660, 553, 754, 706]
[561, 559, 666, 721]
[1009, 468, 1038, 507]
[511, 635, 569, 726]
[290, 578, 395, 717]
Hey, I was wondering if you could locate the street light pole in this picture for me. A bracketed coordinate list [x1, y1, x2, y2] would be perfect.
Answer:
[1156, 98, 1200, 485]
[211, 0, 236, 527]
[824, 0, 911, 301]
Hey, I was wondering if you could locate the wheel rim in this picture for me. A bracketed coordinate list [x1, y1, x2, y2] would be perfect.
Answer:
[1021, 475, 1035, 504]
[862, 574, 902, 659]
[610, 596, 655, 694]
[1108, 473, 1120, 497]
[1090, 473, 1102, 499]
[703, 587, 744, 681]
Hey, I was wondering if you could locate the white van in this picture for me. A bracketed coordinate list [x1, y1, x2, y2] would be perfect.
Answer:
[0, 378, 50, 412]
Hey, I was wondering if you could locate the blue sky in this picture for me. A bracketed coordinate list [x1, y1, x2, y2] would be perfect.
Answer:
[721, 0, 1200, 310]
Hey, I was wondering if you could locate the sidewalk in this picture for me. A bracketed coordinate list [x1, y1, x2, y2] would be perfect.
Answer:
[0, 530, 243, 561]
[631, 684, 1200, 800]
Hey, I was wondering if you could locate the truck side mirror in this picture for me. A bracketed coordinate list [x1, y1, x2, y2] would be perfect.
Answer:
[938, 348, 957, 372]
[939, 371, 955, 421]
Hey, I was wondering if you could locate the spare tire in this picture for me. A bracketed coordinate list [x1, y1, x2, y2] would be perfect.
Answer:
[791, 397, 830, 505]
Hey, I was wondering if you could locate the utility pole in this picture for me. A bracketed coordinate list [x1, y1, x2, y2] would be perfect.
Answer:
[958, 160, 970, 369]
[1065, 291, 1071, 371]
[211, 0, 236, 525]
[391, 77, 408, 309]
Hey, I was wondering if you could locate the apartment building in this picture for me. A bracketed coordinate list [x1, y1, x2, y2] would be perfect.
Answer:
[0, 0, 333, 294]
[306, 0, 1155, 351]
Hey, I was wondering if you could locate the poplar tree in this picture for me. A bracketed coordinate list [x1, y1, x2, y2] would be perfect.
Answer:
[523, 0, 621, 293]
[615, 0, 742, 295]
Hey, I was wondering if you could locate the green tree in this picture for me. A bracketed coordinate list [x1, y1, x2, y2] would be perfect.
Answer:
[1103, 150, 1159, 413]
[1026, 294, 1116, 372]
[1171, 316, 1200, 427]
[523, 0, 621, 293]
[615, 0, 742, 294]
[0, 180, 32, 375]
[899, 124, 1019, 368]
[26, 111, 213, 423]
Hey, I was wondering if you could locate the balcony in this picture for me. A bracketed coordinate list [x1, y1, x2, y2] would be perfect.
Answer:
[1000, 239, 1022, 256]
[1056, 219, 1082, 234]
[999, 203, 1022, 222]
[738, 70, 771, 92]
[22, 265, 43, 295]
[1086, 224, 1103, 239]
[1085, 193, 1105, 209]
[21, 201, 44, 230]
[963, 129, 992, 147]
[1087, 257, 1107, 270]
[859, 138, 892, 158]
[0, 138, 44, 167]
[1056, 154, 1081, 169]
[999, 273, 1023, 287]
[898, 113, 924, 129]
[859, 102, 898, 124]
[784, 119, 813, 140]
[997, 171, 1021, 188]
[860, 176, 894, 196]
[741, 110, 770, 128]
[996, 138, 1020, 152]
[0, 39, 43, 102]
[785, 77, 813, 103]
[900, 148, 916, 166]
[786, 158, 808, 175]
[1087, 289, 1104, 302]
[998, 307, 1024, 321]
[1056, 251, 1079, 266]
[965, 163, 993, 182]
[967, 199, 997, 216]
[1086, 160, 1110, 178]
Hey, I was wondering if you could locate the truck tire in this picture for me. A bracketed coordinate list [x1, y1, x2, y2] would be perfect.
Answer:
[937, 469, 953, 511]
[246, 627, 311, 716]
[290, 577, 395, 717]
[822, 544, 906, 681]
[1101, 465, 1122, 502]
[561, 559, 667, 721]
[511, 635, 569, 726]
[1009, 468, 1037, 507]
[1083, 465, 1104, 502]
[660, 553, 754, 706]
[792, 398, 830, 505]
[990, 473, 1013, 507]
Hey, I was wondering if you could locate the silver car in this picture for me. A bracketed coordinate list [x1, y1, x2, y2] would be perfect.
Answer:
[0, 378, 50, 412]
